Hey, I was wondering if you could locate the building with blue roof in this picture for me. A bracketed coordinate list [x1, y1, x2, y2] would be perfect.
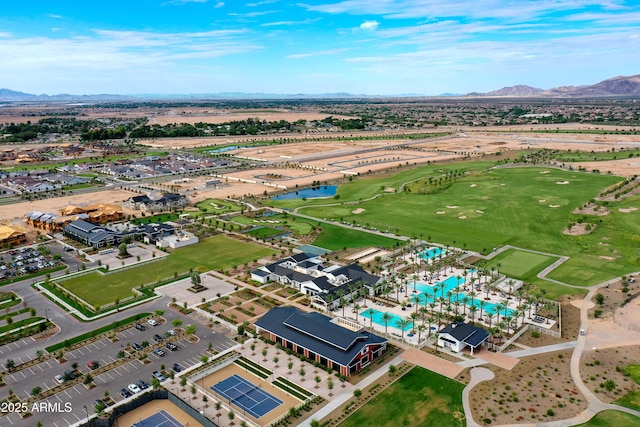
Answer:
[255, 306, 387, 376]
[437, 322, 490, 354]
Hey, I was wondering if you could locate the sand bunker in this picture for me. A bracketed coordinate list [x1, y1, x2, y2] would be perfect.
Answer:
[458, 216, 467, 219]
[549, 204, 560, 208]
[470, 184, 477, 187]
[384, 187, 395, 193]
[600, 255, 616, 261]
[556, 181, 570, 185]
[539, 199, 547, 203]
[540, 171, 550, 174]
[436, 211, 446, 215]
[352, 208, 365, 214]
[475, 210, 484, 214]
[619, 207, 638, 213]
[446, 205, 460, 209]
[500, 183, 506, 186]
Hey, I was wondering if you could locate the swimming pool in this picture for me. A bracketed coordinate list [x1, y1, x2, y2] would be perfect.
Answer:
[412, 276, 513, 318]
[419, 247, 446, 260]
[271, 186, 338, 200]
[360, 309, 412, 331]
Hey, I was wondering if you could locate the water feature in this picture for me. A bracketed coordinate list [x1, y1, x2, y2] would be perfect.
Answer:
[360, 309, 412, 331]
[271, 186, 337, 200]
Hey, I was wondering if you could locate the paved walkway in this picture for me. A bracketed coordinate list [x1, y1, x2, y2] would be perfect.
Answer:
[401, 348, 463, 378]
[462, 367, 495, 427]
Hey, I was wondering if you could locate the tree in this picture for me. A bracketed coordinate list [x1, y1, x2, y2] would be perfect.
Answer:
[388, 364, 397, 376]
[353, 388, 362, 399]
[5, 359, 15, 372]
[118, 242, 129, 257]
[595, 293, 605, 305]
[396, 317, 410, 341]
[152, 378, 161, 389]
[31, 386, 42, 396]
[228, 410, 235, 424]
[327, 378, 334, 395]
[191, 272, 201, 286]
[185, 324, 196, 336]
[172, 319, 183, 328]
[381, 312, 393, 336]
[314, 375, 321, 388]
[365, 308, 375, 329]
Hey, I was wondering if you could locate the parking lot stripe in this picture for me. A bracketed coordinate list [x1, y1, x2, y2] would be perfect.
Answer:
[120, 365, 130, 373]
[105, 372, 115, 380]
[45, 360, 52, 368]
[74, 386, 82, 395]
[55, 394, 63, 403]
[19, 371, 26, 379]
[28, 367, 34, 375]
[36, 364, 44, 372]
[76, 348, 85, 356]
[91, 343, 100, 350]
[5, 414, 14, 424]
[64, 390, 72, 399]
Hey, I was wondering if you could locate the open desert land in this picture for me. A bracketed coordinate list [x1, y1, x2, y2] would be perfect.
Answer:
[146, 108, 357, 126]
[0, 188, 139, 223]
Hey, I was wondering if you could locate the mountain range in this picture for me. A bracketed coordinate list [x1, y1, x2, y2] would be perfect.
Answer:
[1, 74, 639, 102]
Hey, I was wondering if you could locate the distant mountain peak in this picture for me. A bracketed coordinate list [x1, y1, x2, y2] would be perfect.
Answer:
[485, 85, 544, 96]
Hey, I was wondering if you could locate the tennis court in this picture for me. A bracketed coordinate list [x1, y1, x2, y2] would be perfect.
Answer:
[132, 410, 183, 427]
[211, 374, 283, 418]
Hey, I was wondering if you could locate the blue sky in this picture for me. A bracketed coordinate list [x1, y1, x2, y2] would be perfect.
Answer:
[1, 0, 639, 95]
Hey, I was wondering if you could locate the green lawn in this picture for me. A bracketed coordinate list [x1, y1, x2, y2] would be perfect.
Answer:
[485, 249, 558, 280]
[312, 222, 404, 250]
[195, 198, 243, 215]
[614, 365, 640, 412]
[551, 149, 640, 162]
[132, 213, 181, 225]
[270, 163, 639, 286]
[245, 226, 283, 238]
[575, 410, 640, 426]
[339, 366, 465, 427]
[57, 234, 272, 307]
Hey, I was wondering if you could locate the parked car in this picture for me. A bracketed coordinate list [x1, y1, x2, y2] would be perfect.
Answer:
[152, 371, 166, 381]
[87, 361, 100, 370]
[94, 399, 105, 409]
[147, 319, 158, 327]
[153, 348, 165, 357]
[172, 363, 182, 372]
[137, 379, 150, 390]
[165, 342, 178, 351]
[119, 388, 132, 398]
[134, 323, 146, 331]
[132, 342, 142, 351]
[54, 375, 64, 384]
[167, 329, 177, 336]
[153, 334, 163, 342]
[127, 383, 141, 394]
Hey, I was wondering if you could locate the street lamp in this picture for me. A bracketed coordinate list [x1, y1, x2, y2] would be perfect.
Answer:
[83, 405, 88, 420]
[45, 309, 49, 321]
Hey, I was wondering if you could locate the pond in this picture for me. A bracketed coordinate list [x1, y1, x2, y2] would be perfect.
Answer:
[271, 186, 337, 200]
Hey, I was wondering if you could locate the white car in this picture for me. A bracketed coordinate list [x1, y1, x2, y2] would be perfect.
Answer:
[54, 375, 64, 384]
[127, 383, 141, 394]
[147, 319, 158, 327]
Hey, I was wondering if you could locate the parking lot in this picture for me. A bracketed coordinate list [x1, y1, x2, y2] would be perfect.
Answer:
[0, 320, 238, 426]
[0, 246, 60, 280]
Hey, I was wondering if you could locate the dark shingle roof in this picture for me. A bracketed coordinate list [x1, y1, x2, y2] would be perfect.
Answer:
[255, 306, 386, 366]
[440, 322, 489, 347]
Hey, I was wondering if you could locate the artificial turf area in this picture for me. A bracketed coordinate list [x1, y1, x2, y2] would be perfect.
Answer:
[339, 366, 465, 427]
[57, 234, 272, 307]
[575, 410, 640, 426]
[271, 162, 640, 287]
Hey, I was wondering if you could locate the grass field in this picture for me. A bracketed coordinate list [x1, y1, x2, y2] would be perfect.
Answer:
[270, 162, 640, 287]
[575, 410, 640, 426]
[313, 222, 404, 250]
[58, 234, 272, 307]
[551, 149, 640, 162]
[481, 249, 582, 298]
[339, 366, 465, 427]
[245, 226, 283, 238]
[195, 198, 243, 215]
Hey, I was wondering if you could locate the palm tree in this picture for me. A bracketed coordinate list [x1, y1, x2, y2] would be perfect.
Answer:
[410, 294, 421, 313]
[396, 318, 410, 341]
[325, 293, 335, 311]
[469, 305, 478, 323]
[479, 299, 487, 322]
[410, 312, 419, 331]
[381, 312, 393, 336]
[353, 303, 361, 322]
[365, 308, 375, 329]
[506, 279, 515, 298]
[339, 296, 347, 317]
[494, 302, 506, 325]
[468, 290, 477, 311]
[416, 324, 426, 348]
[394, 282, 402, 302]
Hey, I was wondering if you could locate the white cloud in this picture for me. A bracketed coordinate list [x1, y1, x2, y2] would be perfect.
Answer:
[287, 47, 351, 58]
[46, 14, 63, 19]
[261, 18, 320, 27]
[214, 1, 225, 7]
[360, 20, 379, 31]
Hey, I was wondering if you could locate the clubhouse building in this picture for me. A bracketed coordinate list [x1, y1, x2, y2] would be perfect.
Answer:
[255, 306, 387, 376]
[251, 252, 383, 309]
[437, 322, 490, 354]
